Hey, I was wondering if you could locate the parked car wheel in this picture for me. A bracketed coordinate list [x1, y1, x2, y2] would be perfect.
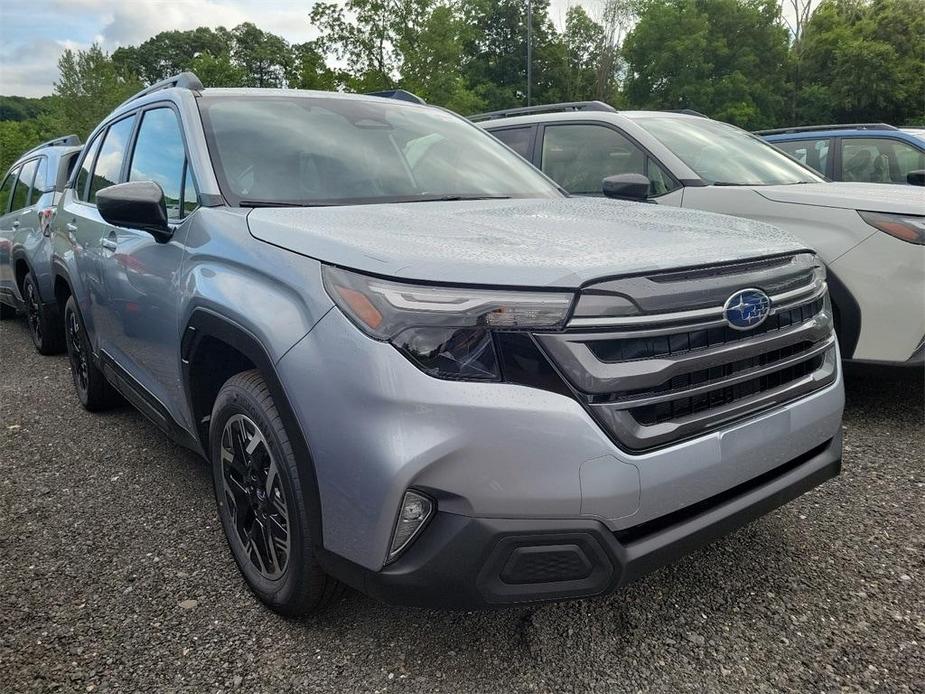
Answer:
[209, 370, 342, 617]
[23, 273, 65, 355]
[63, 296, 119, 411]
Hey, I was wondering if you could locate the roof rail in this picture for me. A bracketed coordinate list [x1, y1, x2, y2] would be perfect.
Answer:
[669, 109, 708, 118]
[21, 134, 82, 158]
[117, 71, 204, 110]
[365, 89, 427, 105]
[754, 123, 898, 136]
[469, 101, 617, 122]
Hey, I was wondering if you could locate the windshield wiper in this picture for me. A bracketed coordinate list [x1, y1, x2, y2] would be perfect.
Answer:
[710, 182, 753, 187]
[239, 200, 336, 208]
[403, 194, 513, 203]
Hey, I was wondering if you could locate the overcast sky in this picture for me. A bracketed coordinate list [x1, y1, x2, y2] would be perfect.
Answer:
[0, 0, 610, 97]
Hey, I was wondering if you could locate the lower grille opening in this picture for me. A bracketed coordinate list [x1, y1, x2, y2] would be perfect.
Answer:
[613, 438, 835, 545]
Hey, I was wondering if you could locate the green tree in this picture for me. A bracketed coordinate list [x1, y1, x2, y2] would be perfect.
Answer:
[561, 6, 606, 102]
[231, 22, 292, 87]
[797, 0, 925, 124]
[0, 119, 45, 175]
[49, 44, 142, 140]
[622, 0, 790, 129]
[287, 42, 344, 91]
[188, 51, 248, 88]
[112, 27, 234, 84]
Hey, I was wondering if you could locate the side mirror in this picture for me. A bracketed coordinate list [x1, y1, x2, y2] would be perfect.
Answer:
[96, 181, 172, 242]
[602, 173, 650, 201]
[907, 170, 925, 186]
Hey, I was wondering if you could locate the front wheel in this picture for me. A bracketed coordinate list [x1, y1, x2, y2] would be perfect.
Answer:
[63, 296, 118, 411]
[24, 273, 65, 355]
[209, 370, 342, 616]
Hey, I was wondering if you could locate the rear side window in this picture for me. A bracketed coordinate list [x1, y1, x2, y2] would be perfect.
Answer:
[10, 159, 38, 212]
[75, 136, 103, 201]
[773, 138, 830, 177]
[841, 137, 925, 184]
[0, 168, 17, 215]
[89, 115, 136, 202]
[491, 127, 533, 160]
[129, 108, 186, 218]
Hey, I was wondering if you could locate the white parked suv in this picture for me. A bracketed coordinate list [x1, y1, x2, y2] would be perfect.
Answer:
[477, 104, 925, 366]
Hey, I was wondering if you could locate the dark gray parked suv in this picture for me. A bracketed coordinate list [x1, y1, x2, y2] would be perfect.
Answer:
[52, 73, 844, 616]
[0, 135, 82, 353]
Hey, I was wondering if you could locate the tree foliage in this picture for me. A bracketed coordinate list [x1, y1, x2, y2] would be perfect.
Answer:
[1, 0, 923, 173]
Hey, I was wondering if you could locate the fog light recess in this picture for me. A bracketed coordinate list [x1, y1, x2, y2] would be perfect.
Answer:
[388, 490, 434, 562]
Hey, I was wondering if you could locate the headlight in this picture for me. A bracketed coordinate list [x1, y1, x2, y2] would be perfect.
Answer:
[858, 211, 925, 245]
[322, 265, 573, 380]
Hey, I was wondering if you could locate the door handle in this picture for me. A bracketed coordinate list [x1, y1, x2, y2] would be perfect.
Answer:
[65, 223, 78, 232]
[100, 238, 118, 252]
[11, 220, 19, 229]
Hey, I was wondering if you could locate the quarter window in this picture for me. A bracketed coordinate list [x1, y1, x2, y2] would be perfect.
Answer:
[541, 124, 677, 196]
[30, 157, 48, 204]
[773, 138, 830, 177]
[182, 164, 198, 216]
[840, 138, 925, 185]
[0, 168, 17, 215]
[89, 115, 137, 202]
[129, 108, 187, 218]
[10, 159, 38, 213]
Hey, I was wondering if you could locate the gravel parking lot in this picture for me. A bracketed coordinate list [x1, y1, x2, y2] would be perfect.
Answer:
[1, 316, 922, 694]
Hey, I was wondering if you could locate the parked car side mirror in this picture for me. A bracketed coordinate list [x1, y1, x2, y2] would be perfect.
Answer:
[96, 181, 172, 242]
[907, 170, 925, 186]
[602, 174, 650, 201]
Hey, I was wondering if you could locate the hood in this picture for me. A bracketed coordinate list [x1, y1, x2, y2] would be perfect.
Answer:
[247, 197, 807, 288]
[756, 182, 925, 215]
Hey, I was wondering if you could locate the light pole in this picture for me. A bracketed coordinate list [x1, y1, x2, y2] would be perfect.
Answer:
[526, 0, 532, 106]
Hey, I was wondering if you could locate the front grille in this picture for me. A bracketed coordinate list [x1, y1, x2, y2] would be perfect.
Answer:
[535, 253, 838, 451]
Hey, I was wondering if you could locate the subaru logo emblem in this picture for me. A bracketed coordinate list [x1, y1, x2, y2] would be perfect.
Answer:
[723, 288, 771, 330]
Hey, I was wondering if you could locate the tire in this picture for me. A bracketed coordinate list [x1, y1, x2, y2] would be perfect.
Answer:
[23, 273, 65, 355]
[63, 296, 118, 411]
[209, 370, 342, 616]
[0, 301, 15, 320]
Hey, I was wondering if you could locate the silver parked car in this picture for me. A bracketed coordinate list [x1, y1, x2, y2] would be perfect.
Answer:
[53, 75, 844, 615]
[0, 135, 82, 353]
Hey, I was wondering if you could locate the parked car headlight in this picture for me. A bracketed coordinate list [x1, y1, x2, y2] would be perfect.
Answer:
[858, 211, 925, 245]
[322, 265, 573, 380]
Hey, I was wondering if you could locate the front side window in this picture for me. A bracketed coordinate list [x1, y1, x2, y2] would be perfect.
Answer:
[10, 159, 38, 212]
[129, 108, 186, 218]
[89, 115, 136, 202]
[198, 95, 562, 206]
[30, 157, 48, 204]
[541, 124, 676, 196]
[491, 127, 533, 160]
[636, 116, 824, 186]
[75, 135, 103, 201]
[773, 138, 831, 177]
[840, 138, 925, 185]
[0, 168, 17, 215]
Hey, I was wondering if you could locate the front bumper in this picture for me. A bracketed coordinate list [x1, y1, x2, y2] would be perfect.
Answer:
[320, 435, 841, 608]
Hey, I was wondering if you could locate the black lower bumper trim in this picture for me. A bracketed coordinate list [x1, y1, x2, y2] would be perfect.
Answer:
[318, 434, 842, 609]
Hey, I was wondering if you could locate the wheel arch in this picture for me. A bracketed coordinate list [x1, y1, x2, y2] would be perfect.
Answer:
[182, 307, 326, 548]
[825, 268, 861, 360]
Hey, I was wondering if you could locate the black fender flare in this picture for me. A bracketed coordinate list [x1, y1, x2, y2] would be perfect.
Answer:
[181, 307, 326, 550]
[824, 267, 861, 360]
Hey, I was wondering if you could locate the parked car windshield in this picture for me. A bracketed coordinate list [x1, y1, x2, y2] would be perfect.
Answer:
[198, 95, 562, 206]
[635, 116, 824, 186]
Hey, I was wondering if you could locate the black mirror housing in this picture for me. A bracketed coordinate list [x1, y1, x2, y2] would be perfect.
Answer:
[96, 181, 172, 241]
[907, 170, 925, 186]
[602, 174, 650, 201]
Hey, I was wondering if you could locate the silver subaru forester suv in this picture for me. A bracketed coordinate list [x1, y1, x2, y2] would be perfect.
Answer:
[52, 73, 844, 615]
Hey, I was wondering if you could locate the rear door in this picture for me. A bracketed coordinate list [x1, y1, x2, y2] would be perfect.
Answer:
[97, 104, 198, 416]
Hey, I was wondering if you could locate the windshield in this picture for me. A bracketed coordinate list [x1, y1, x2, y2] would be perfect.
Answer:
[635, 116, 824, 186]
[198, 95, 562, 206]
